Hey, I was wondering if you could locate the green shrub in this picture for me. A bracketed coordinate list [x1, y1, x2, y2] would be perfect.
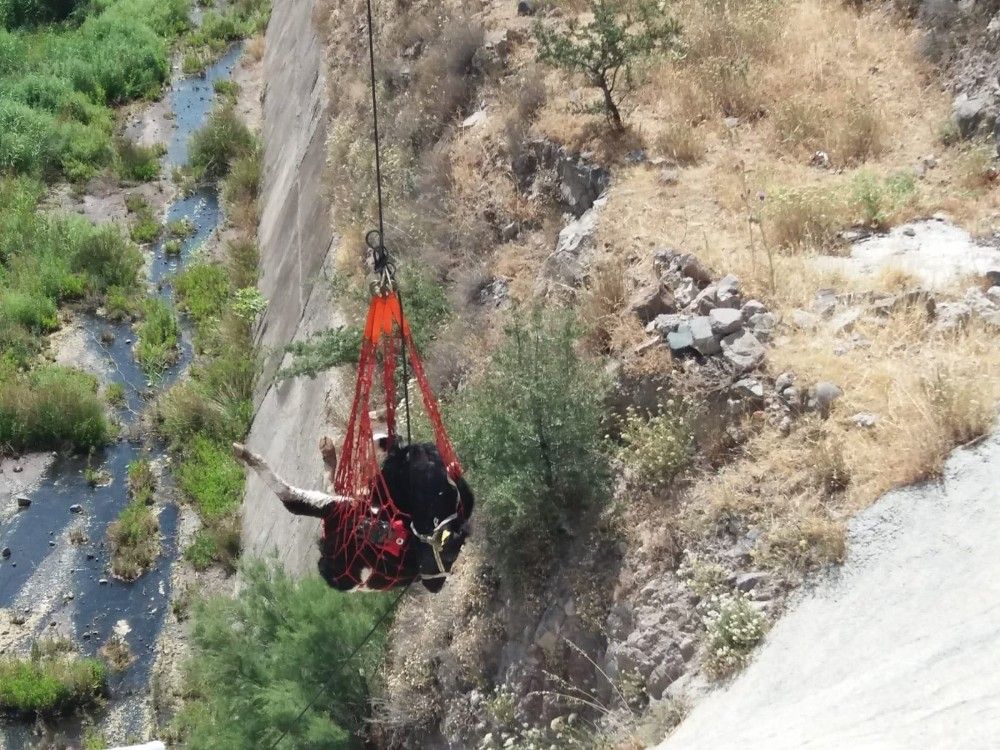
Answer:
[188, 103, 256, 181]
[0, 0, 86, 29]
[212, 78, 239, 101]
[176, 435, 243, 519]
[174, 560, 388, 749]
[184, 518, 239, 573]
[127, 457, 155, 503]
[166, 216, 195, 238]
[451, 312, 611, 576]
[114, 136, 162, 181]
[130, 211, 160, 243]
[618, 403, 692, 487]
[0, 366, 109, 452]
[105, 381, 125, 407]
[107, 499, 159, 580]
[174, 262, 230, 324]
[0, 653, 106, 716]
[850, 170, 916, 230]
[277, 325, 363, 380]
[135, 297, 180, 373]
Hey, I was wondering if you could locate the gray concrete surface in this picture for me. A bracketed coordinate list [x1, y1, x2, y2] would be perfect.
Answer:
[658, 431, 1000, 750]
[241, 0, 346, 575]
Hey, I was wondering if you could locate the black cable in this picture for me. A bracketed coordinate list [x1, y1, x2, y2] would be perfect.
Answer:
[266, 583, 411, 750]
[365, 0, 386, 266]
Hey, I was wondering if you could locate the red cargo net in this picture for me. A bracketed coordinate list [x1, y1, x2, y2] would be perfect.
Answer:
[322, 290, 462, 590]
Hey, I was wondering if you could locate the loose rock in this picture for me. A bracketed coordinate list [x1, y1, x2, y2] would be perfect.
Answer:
[69, 504, 83, 514]
[667, 325, 695, 353]
[710, 307, 743, 336]
[721, 331, 765, 372]
[15, 495, 30, 509]
[630, 282, 676, 324]
[808, 382, 842, 418]
[690, 316, 721, 355]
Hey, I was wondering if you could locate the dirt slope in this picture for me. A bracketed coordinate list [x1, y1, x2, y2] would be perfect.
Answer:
[658, 431, 1000, 749]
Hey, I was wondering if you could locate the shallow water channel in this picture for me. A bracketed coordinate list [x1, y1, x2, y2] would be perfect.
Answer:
[0, 44, 243, 748]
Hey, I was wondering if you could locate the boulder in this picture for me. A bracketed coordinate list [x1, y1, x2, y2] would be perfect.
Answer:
[935, 301, 972, 332]
[690, 316, 721, 355]
[673, 277, 697, 308]
[791, 309, 820, 330]
[735, 571, 768, 592]
[807, 381, 842, 418]
[715, 274, 742, 308]
[630, 282, 676, 324]
[558, 153, 611, 216]
[733, 378, 765, 399]
[647, 313, 689, 335]
[774, 372, 795, 392]
[709, 307, 743, 336]
[986, 270, 1000, 288]
[812, 288, 839, 318]
[667, 325, 695, 353]
[15, 495, 30, 509]
[828, 307, 862, 334]
[539, 198, 604, 289]
[1, 547, 10, 559]
[986, 286, 1000, 306]
[678, 254, 713, 286]
[748, 312, 776, 341]
[850, 412, 879, 429]
[690, 284, 718, 314]
[721, 331, 765, 372]
[516, 0, 534, 14]
[953, 92, 995, 140]
[741, 299, 767, 320]
[645, 648, 686, 700]
[69, 504, 83, 514]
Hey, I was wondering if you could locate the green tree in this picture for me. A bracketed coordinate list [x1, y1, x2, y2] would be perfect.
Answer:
[534, 0, 681, 131]
[451, 311, 611, 577]
[175, 561, 391, 750]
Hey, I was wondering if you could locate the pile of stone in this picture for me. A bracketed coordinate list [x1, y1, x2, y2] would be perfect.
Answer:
[632, 249, 775, 373]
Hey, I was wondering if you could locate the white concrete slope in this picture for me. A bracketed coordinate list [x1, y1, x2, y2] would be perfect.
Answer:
[659, 432, 1000, 750]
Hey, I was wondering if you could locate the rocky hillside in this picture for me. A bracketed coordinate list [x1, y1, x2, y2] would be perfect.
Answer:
[235, 0, 1000, 747]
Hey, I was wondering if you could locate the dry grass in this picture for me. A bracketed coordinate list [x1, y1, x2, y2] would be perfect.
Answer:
[580, 262, 629, 352]
[245, 33, 265, 63]
[654, 121, 706, 165]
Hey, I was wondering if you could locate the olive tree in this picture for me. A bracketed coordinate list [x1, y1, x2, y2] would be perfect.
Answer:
[534, 0, 682, 131]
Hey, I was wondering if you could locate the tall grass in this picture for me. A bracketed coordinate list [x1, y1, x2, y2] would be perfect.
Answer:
[0, 176, 142, 367]
[188, 103, 256, 181]
[0, 366, 109, 452]
[0, 0, 190, 180]
[136, 298, 181, 374]
[0, 652, 106, 716]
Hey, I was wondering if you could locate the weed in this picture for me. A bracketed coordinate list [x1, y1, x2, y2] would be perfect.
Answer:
[107, 499, 159, 580]
[127, 458, 155, 504]
[0, 652, 106, 716]
[164, 239, 182, 257]
[114, 136, 163, 182]
[701, 592, 766, 679]
[231, 287, 267, 321]
[174, 262, 230, 325]
[135, 298, 180, 373]
[655, 121, 705, 165]
[99, 635, 133, 672]
[188, 103, 256, 181]
[0, 366, 109, 452]
[850, 170, 916, 229]
[166, 216, 196, 239]
[766, 186, 846, 251]
[618, 404, 692, 487]
[104, 383, 125, 409]
[176, 435, 244, 519]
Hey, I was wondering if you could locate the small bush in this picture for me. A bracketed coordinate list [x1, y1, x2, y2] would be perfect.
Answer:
[106, 382, 126, 406]
[127, 458, 155, 503]
[618, 403, 692, 487]
[166, 216, 195, 238]
[188, 103, 256, 181]
[451, 312, 611, 576]
[114, 136, 162, 182]
[107, 499, 160, 580]
[766, 186, 846, 251]
[701, 592, 766, 679]
[174, 560, 388, 749]
[850, 170, 916, 229]
[176, 435, 244, 519]
[0, 366, 109, 452]
[174, 262, 230, 325]
[130, 210, 160, 244]
[0, 652, 106, 716]
[184, 518, 240, 573]
[135, 298, 180, 373]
